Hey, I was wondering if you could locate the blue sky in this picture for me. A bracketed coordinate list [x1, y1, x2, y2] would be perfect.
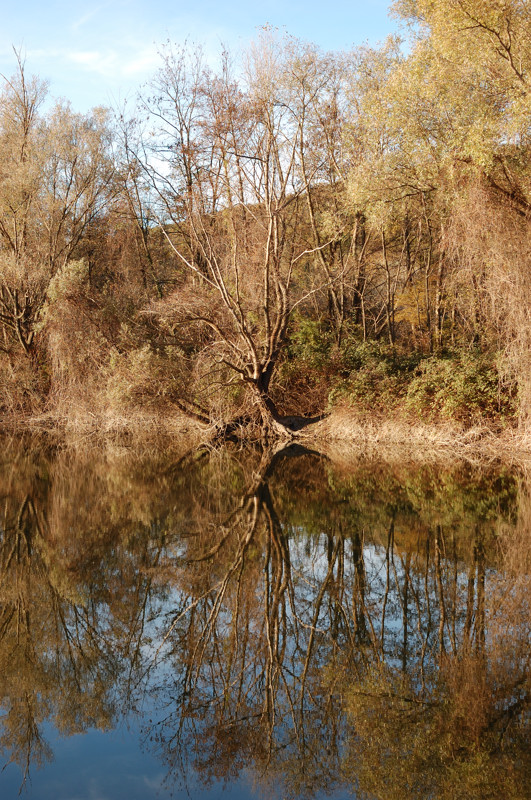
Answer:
[0, 0, 398, 111]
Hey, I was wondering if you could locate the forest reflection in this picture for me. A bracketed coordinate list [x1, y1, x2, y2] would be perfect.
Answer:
[0, 438, 528, 799]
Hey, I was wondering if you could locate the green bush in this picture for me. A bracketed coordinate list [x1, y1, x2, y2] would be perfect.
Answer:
[328, 342, 517, 424]
[405, 350, 517, 423]
[287, 316, 336, 370]
[329, 341, 420, 414]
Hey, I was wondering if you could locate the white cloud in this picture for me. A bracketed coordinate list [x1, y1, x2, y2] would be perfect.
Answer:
[121, 45, 160, 76]
[66, 42, 159, 80]
[68, 49, 119, 77]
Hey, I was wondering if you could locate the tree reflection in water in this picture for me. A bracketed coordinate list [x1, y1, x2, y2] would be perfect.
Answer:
[0, 438, 528, 798]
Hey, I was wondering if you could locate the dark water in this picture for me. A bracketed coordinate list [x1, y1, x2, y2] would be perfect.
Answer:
[0, 438, 529, 800]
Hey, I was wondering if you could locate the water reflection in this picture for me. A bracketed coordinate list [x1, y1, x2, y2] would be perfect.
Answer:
[0, 438, 528, 798]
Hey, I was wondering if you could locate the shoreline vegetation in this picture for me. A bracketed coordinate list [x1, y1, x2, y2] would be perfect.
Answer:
[3, 408, 531, 470]
[2, 2, 531, 455]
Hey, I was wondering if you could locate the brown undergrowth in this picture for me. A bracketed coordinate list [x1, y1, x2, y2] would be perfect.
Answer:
[299, 407, 531, 468]
[2, 405, 531, 472]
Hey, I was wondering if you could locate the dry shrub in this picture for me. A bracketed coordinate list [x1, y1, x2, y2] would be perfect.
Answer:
[446, 180, 531, 425]
[0, 350, 47, 415]
[106, 344, 184, 412]
[47, 309, 109, 405]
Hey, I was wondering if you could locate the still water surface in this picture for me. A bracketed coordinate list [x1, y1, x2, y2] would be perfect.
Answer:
[0, 439, 529, 799]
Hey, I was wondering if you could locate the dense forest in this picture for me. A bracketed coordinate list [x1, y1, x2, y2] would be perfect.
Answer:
[1, 0, 530, 439]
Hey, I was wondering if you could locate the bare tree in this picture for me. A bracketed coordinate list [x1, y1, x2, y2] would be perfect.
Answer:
[135, 36, 348, 438]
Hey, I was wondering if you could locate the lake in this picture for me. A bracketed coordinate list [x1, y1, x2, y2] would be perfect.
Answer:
[0, 437, 529, 799]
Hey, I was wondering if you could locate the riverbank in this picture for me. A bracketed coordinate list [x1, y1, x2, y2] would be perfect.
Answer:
[304, 408, 531, 467]
[2, 406, 530, 467]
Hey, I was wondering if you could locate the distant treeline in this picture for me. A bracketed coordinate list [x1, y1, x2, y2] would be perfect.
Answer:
[1, 0, 530, 435]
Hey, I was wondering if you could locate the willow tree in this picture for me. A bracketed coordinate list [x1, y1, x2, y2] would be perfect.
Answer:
[343, 35, 470, 349]
[389, 0, 531, 419]
[137, 35, 350, 436]
[339, 0, 531, 374]
[0, 54, 48, 357]
[0, 55, 117, 367]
